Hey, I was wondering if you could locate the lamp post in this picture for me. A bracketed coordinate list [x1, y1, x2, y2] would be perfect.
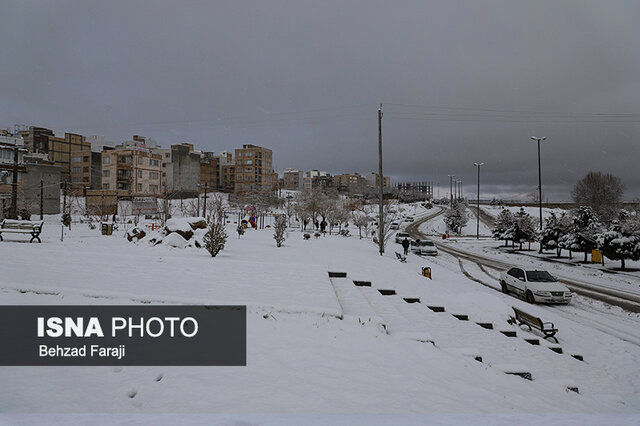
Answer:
[530, 136, 546, 231]
[448, 174, 454, 207]
[473, 163, 484, 239]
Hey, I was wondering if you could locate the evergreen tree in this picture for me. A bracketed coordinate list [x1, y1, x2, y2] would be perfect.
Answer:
[596, 212, 640, 269]
[559, 206, 601, 262]
[273, 214, 287, 247]
[540, 212, 571, 256]
[492, 208, 514, 246]
[509, 208, 538, 250]
[443, 201, 469, 234]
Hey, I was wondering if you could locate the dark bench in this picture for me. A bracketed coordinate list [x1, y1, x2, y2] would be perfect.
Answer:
[512, 306, 558, 343]
[395, 252, 407, 263]
[0, 219, 44, 243]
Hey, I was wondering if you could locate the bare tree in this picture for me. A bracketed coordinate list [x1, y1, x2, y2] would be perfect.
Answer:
[373, 200, 398, 250]
[572, 171, 624, 222]
[203, 195, 227, 257]
[352, 211, 373, 239]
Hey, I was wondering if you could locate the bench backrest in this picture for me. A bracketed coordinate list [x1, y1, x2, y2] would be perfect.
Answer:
[512, 307, 543, 329]
[1, 220, 43, 230]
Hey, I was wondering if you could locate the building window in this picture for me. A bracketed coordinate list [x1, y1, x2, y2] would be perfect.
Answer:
[83, 156, 89, 162]
[83, 167, 89, 173]
[150, 172, 159, 180]
[137, 170, 142, 178]
[150, 159, 159, 166]
[72, 167, 81, 173]
[150, 184, 158, 193]
[73, 156, 82, 163]
[138, 157, 143, 165]
[138, 183, 142, 191]
[246, 160, 253, 165]
[103, 170, 110, 177]
[103, 183, 109, 189]
[103, 156, 110, 164]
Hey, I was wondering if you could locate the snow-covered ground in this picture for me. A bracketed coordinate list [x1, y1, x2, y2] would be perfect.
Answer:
[1, 209, 639, 418]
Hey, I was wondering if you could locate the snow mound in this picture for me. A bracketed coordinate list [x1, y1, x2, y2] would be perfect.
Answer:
[163, 232, 188, 248]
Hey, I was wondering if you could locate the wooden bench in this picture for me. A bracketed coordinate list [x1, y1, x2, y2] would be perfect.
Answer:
[395, 252, 407, 263]
[512, 306, 558, 343]
[0, 219, 44, 243]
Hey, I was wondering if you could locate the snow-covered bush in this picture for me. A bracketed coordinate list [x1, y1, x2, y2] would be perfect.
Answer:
[444, 201, 468, 234]
[559, 206, 601, 262]
[203, 195, 227, 257]
[539, 212, 571, 256]
[596, 213, 640, 269]
[273, 215, 286, 247]
[492, 208, 514, 246]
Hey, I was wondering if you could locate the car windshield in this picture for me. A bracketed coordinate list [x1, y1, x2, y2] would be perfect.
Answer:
[526, 271, 556, 282]
[420, 241, 434, 246]
[398, 233, 409, 238]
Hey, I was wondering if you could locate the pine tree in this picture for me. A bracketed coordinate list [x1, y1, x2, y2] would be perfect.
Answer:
[273, 214, 287, 247]
[540, 212, 571, 256]
[492, 208, 514, 246]
[596, 212, 640, 269]
[509, 208, 538, 250]
[443, 201, 469, 234]
[559, 206, 601, 262]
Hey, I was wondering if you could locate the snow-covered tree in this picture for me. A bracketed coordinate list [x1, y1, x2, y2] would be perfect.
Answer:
[352, 212, 373, 239]
[596, 212, 640, 269]
[559, 206, 601, 262]
[492, 208, 514, 246]
[443, 201, 469, 234]
[540, 212, 572, 256]
[373, 200, 399, 252]
[509, 208, 538, 250]
[203, 197, 227, 257]
[273, 214, 287, 247]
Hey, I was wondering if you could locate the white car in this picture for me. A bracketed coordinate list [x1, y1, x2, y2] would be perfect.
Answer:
[411, 240, 438, 256]
[500, 267, 572, 304]
[403, 216, 415, 222]
[390, 222, 400, 230]
[395, 232, 411, 244]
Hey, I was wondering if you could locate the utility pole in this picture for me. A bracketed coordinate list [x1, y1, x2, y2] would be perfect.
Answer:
[531, 136, 546, 231]
[40, 179, 44, 220]
[61, 181, 67, 242]
[9, 147, 19, 219]
[202, 181, 208, 218]
[474, 163, 484, 239]
[377, 104, 384, 256]
[448, 174, 454, 207]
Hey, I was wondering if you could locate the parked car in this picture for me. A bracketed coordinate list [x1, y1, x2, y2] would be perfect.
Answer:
[410, 240, 438, 256]
[403, 216, 415, 222]
[395, 232, 411, 244]
[500, 267, 572, 304]
[390, 222, 400, 230]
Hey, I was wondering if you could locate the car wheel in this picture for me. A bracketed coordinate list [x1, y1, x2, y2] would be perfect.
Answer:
[500, 281, 508, 294]
[525, 290, 535, 304]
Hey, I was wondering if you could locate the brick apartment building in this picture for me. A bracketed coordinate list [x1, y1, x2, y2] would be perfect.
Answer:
[101, 148, 162, 197]
[200, 152, 219, 192]
[283, 168, 303, 190]
[234, 144, 277, 193]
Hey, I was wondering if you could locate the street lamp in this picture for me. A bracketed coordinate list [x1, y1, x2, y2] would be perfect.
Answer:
[473, 163, 484, 239]
[530, 136, 546, 231]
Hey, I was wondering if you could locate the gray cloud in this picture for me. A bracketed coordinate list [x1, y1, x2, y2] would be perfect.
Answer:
[1, 0, 638, 201]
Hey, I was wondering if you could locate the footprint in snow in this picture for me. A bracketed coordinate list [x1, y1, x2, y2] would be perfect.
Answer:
[155, 373, 164, 382]
[127, 389, 138, 399]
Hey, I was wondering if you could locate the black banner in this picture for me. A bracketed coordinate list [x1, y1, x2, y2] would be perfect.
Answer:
[0, 305, 246, 366]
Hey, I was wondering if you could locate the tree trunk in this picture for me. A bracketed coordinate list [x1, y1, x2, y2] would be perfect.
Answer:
[621, 258, 625, 270]
[569, 250, 572, 259]
[584, 251, 588, 263]
[557, 247, 561, 257]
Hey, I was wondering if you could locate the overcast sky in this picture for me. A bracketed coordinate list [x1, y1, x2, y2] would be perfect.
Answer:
[1, 1, 638, 201]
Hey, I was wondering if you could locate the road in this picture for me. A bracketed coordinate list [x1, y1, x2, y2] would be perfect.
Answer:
[406, 207, 640, 314]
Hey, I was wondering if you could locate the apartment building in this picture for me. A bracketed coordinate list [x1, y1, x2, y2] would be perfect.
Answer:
[151, 143, 200, 198]
[366, 172, 391, 189]
[335, 173, 367, 192]
[70, 150, 109, 190]
[234, 144, 277, 193]
[283, 168, 303, 190]
[200, 152, 219, 191]
[101, 148, 162, 196]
